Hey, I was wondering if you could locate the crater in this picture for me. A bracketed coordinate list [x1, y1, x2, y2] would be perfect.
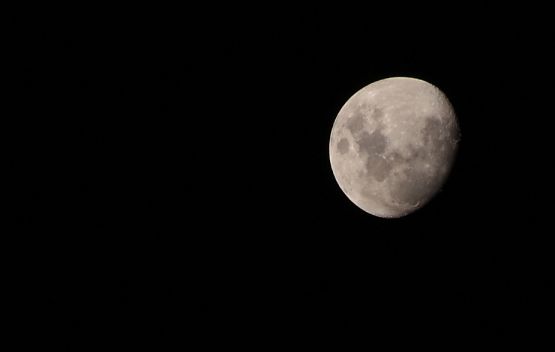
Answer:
[337, 138, 350, 154]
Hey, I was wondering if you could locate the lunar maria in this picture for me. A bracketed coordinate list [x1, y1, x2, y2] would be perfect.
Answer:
[329, 77, 460, 218]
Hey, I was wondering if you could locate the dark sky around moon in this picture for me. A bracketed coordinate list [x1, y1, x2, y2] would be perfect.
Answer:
[16, 5, 554, 347]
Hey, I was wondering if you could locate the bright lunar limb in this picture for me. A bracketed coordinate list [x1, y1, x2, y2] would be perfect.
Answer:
[329, 77, 460, 218]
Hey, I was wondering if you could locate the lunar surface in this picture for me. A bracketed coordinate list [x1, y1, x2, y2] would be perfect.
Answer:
[329, 77, 459, 218]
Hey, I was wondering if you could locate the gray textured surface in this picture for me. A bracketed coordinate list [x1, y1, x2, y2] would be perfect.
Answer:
[329, 77, 460, 218]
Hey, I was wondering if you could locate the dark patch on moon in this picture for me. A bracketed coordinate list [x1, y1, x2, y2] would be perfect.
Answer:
[391, 168, 431, 206]
[337, 138, 349, 154]
[372, 108, 384, 120]
[406, 145, 426, 161]
[364, 151, 403, 183]
[357, 128, 387, 155]
[357, 126, 393, 182]
[346, 114, 364, 134]
[365, 154, 391, 182]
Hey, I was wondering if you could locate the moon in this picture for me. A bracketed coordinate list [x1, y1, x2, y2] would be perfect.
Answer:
[329, 77, 460, 218]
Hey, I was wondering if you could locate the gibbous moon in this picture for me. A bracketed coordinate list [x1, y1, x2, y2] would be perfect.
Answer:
[329, 77, 459, 218]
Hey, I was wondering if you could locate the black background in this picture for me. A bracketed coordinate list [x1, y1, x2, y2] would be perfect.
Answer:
[15, 5, 554, 348]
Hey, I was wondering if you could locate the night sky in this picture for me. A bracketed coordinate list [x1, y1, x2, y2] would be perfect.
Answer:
[16, 5, 554, 348]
